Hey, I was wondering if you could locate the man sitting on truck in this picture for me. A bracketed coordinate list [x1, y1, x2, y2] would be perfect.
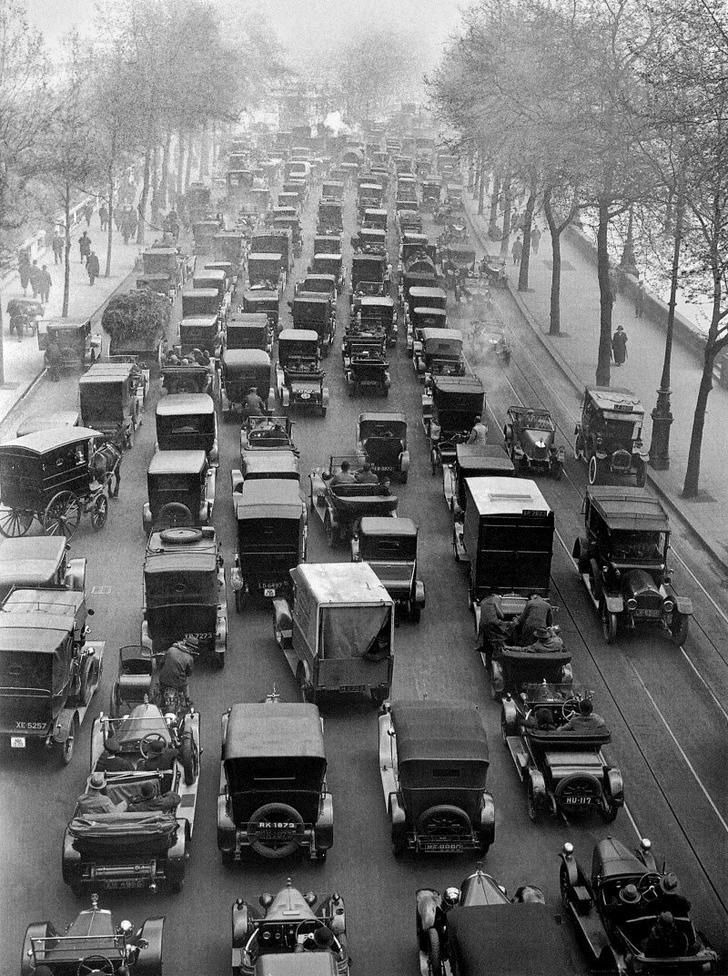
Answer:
[243, 386, 266, 418]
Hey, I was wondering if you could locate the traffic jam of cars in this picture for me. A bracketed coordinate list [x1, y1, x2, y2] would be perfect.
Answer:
[1, 111, 724, 976]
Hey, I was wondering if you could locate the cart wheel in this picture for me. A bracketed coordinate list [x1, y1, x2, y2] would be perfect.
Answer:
[44, 491, 82, 539]
[0, 507, 34, 537]
[323, 512, 335, 548]
[60, 713, 79, 766]
[91, 494, 108, 531]
[427, 927, 443, 976]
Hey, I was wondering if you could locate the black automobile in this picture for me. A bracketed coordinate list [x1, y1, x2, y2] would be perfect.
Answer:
[290, 293, 336, 357]
[356, 411, 409, 482]
[275, 329, 329, 416]
[423, 375, 485, 473]
[574, 386, 646, 486]
[573, 486, 692, 644]
[504, 406, 564, 479]
[351, 516, 425, 621]
[155, 393, 218, 465]
[143, 448, 216, 534]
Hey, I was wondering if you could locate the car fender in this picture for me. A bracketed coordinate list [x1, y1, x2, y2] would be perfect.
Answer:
[65, 556, 87, 592]
[22, 924, 50, 976]
[315, 793, 334, 850]
[529, 768, 547, 799]
[479, 791, 495, 832]
[143, 503, 152, 533]
[572, 536, 588, 560]
[400, 450, 410, 472]
[232, 900, 250, 947]
[61, 827, 80, 882]
[273, 597, 293, 649]
[560, 847, 581, 887]
[670, 593, 693, 615]
[501, 695, 519, 732]
[389, 791, 406, 827]
[415, 580, 426, 608]
[604, 593, 624, 614]
[52, 707, 78, 744]
[231, 468, 244, 494]
[490, 658, 504, 691]
[217, 793, 236, 852]
[135, 916, 165, 976]
[605, 767, 624, 805]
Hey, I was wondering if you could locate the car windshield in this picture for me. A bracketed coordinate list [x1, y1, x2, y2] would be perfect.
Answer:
[319, 605, 391, 659]
[604, 418, 641, 443]
[361, 535, 416, 560]
[609, 530, 666, 561]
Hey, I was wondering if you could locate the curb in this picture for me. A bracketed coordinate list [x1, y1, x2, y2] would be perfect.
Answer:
[463, 201, 728, 574]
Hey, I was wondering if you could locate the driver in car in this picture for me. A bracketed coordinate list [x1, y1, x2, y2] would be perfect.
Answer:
[139, 738, 178, 771]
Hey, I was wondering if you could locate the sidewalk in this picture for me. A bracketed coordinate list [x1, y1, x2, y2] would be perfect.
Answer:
[466, 193, 728, 571]
[0, 221, 141, 427]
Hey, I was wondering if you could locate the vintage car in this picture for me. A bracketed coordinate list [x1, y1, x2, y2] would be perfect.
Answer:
[0, 586, 102, 764]
[232, 479, 307, 610]
[351, 253, 386, 293]
[309, 253, 344, 289]
[251, 230, 293, 273]
[414, 327, 466, 385]
[276, 329, 329, 416]
[161, 359, 217, 403]
[296, 272, 338, 303]
[480, 251, 508, 287]
[155, 393, 218, 465]
[573, 487, 692, 644]
[356, 412, 409, 483]
[217, 699, 333, 861]
[21, 895, 164, 976]
[234, 451, 301, 490]
[0, 535, 85, 602]
[62, 701, 200, 894]
[0, 426, 110, 539]
[272, 215, 302, 257]
[409, 307, 449, 358]
[241, 289, 280, 331]
[423, 375, 485, 474]
[405, 287, 447, 351]
[192, 218, 224, 255]
[313, 234, 342, 256]
[560, 835, 719, 975]
[378, 699, 495, 857]
[344, 334, 390, 397]
[213, 230, 246, 269]
[273, 562, 394, 705]
[142, 449, 215, 534]
[421, 178, 442, 208]
[415, 866, 577, 976]
[181, 288, 222, 323]
[464, 477, 553, 612]
[317, 199, 344, 234]
[310, 455, 398, 546]
[221, 348, 271, 418]
[362, 207, 388, 232]
[351, 227, 387, 254]
[79, 362, 144, 449]
[192, 267, 227, 300]
[178, 313, 223, 360]
[503, 406, 564, 478]
[502, 685, 623, 822]
[232, 880, 349, 976]
[248, 252, 285, 294]
[444, 444, 515, 559]
[290, 293, 336, 357]
[321, 179, 345, 201]
[226, 312, 271, 353]
[141, 525, 227, 669]
[240, 415, 296, 456]
[398, 209, 423, 236]
[37, 316, 102, 370]
[574, 386, 646, 486]
[352, 517, 424, 621]
[351, 295, 397, 347]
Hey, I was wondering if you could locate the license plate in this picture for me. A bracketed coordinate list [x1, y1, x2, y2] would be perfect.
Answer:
[564, 796, 590, 805]
[339, 684, 367, 693]
[106, 878, 148, 889]
[263, 587, 276, 598]
[421, 842, 463, 853]
[10, 736, 26, 749]
[636, 609, 663, 618]
[257, 829, 296, 841]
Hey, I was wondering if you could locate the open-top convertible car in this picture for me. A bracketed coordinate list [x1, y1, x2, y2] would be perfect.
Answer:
[501, 686, 623, 823]
[560, 835, 719, 974]
[416, 865, 578, 976]
[141, 525, 227, 669]
[62, 701, 200, 894]
[240, 415, 296, 455]
[0, 586, 102, 764]
[309, 455, 398, 546]
[356, 412, 409, 483]
[574, 386, 646, 486]
[378, 699, 495, 857]
[232, 880, 350, 976]
[573, 487, 692, 644]
[217, 699, 333, 862]
[142, 448, 215, 534]
[21, 894, 164, 976]
[504, 406, 564, 478]
[352, 516, 425, 622]
[276, 329, 329, 416]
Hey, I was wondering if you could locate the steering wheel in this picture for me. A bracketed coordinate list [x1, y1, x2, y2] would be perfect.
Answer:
[295, 919, 324, 949]
[561, 697, 580, 720]
[77, 955, 114, 976]
[139, 732, 166, 759]
[636, 872, 662, 900]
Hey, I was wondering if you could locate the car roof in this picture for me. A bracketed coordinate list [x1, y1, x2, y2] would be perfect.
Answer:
[278, 329, 319, 343]
[224, 702, 324, 760]
[235, 479, 302, 519]
[243, 290, 277, 300]
[358, 296, 394, 307]
[182, 288, 219, 298]
[155, 394, 214, 416]
[180, 315, 218, 327]
[304, 274, 337, 282]
[222, 348, 271, 367]
[248, 252, 284, 261]
[229, 313, 269, 325]
[456, 443, 514, 472]
[0, 426, 101, 453]
[0, 620, 70, 653]
[466, 477, 550, 516]
[0, 537, 66, 577]
[391, 700, 489, 763]
[421, 327, 461, 342]
[585, 385, 644, 413]
[291, 562, 392, 605]
[359, 516, 417, 536]
[144, 529, 218, 571]
[244, 452, 299, 474]
[193, 268, 225, 280]
[409, 287, 446, 298]
[80, 362, 135, 382]
[414, 308, 448, 319]
[587, 487, 670, 531]
[433, 376, 484, 395]
[148, 449, 207, 475]
[449, 903, 577, 975]
[358, 411, 406, 424]
[294, 294, 329, 305]
[15, 410, 80, 437]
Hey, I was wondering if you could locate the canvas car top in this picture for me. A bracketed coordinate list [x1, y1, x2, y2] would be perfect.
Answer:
[80, 362, 137, 384]
[358, 516, 417, 538]
[181, 288, 219, 299]
[242, 290, 278, 302]
[0, 536, 67, 582]
[409, 287, 447, 300]
[16, 410, 80, 437]
[293, 293, 330, 307]
[465, 477, 550, 517]
[278, 328, 319, 345]
[223, 702, 324, 760]
[148, 449, 207, 476]
[0, 426, 100, 454]
[193, 268, 226, 283]
[229, 312, 269, 326]
[391, 700, 489, 764]
[595, 835, 650, 880]
[144, 528, 218, 572]
[456, 443, 514, 473]
[359, 411, 406, 426]
[587, 487, 670, 531]
[414, 308, 448, 321]
[222, 348, 271, 368]
[0, 618, 75, 653]
[244, 453, 299, 477]
[156, 394, 215, 416]
[421, 327, 462, 344]
[448, 903, 577, 976]
[290, 562, 392, 606]
[248, 252, 285, 262]
[235, 478, 302, 520]
[179, 315, 218, 330]
[357, 296, 394, 308]
[253, 954, 338, 976]
[586, 385, 644, 414]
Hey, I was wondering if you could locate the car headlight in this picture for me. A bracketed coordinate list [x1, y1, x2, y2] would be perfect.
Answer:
[663, 598, 674, 613]
[626, 597, 637, 611]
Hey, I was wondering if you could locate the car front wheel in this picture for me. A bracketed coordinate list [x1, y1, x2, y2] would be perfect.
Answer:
[427, 926, 443, 976]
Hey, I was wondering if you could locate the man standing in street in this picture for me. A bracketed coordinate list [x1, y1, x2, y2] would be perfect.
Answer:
[468, 415, 489, 446]
[38, 265, 52, 305]
[86, 250, 100, 286]
[28, 259, 42, 299]
[51, 231, 64, 264]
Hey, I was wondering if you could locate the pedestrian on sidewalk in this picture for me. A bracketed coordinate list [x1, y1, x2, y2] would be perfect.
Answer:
[28, 260, 42, 299]
[79, 231, 91, 265]
[86, 250, 100, 286]
[512, 237, 523, 265]
[635, 279, 645, 318]
[531, 226, 542, 255]
[38, 265, 52, 304]
[18, 249, 31, 295]
[99, 203, 109, 231]
[114, 206, 123, 232]
[52, 232, 64, 264]
[83, 201, 95, 226]
[612, 325, 628, 366]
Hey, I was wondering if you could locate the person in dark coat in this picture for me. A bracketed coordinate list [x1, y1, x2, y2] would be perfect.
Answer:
[138, 739, 178, 772]
[612, 325, 628, 365]
[641, 912, 689, 958]
[45, 337, 62, 380]
[129, 780, 181, 811]
[95, 736, 135, 773]
[86, 250, 100, 285]
[18, 249, 31, 294]
[83, 201, 94, 226]
[531, 226, 542, 255]
[158, 638, 196, 699]
[52, 232, 64, 264]
[99, 203, 109, 231]
[28, 260, 42, 299]
[79, 231, 92, 264]
[635, 280, 645, 318]
[515, 593, 552, 645]
[355, 461, 379, 485]
[38, 265, 52, 304]
[511, 237, 523, 265]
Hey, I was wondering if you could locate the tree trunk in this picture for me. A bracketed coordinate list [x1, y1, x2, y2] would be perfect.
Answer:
[518, 183, 537, 292]
[184, 131, 194, 192]
[136, 137, 152, 246]
[488, 172, 500, 239]
[176, 128, 185, 201]
[544, 187, 562, 336]
[62, 183, 71, 318]
[595, 195, 613, 386]
[478, 159, 486, 216]
[682, 350, 714, 498]
[499, 177, 512, 258]
[105, 165, 114, 278]
[159, 130, 172, 212]
[198, 121, 208, 180]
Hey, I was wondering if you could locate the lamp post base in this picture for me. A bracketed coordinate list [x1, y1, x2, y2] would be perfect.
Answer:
[649, 389, 673, 470]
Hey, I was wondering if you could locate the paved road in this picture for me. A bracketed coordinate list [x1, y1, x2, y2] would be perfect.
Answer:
[0, 168, 726, 975]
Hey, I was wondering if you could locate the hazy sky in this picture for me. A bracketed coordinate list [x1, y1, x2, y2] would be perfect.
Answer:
[26, 0, 464, 67]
